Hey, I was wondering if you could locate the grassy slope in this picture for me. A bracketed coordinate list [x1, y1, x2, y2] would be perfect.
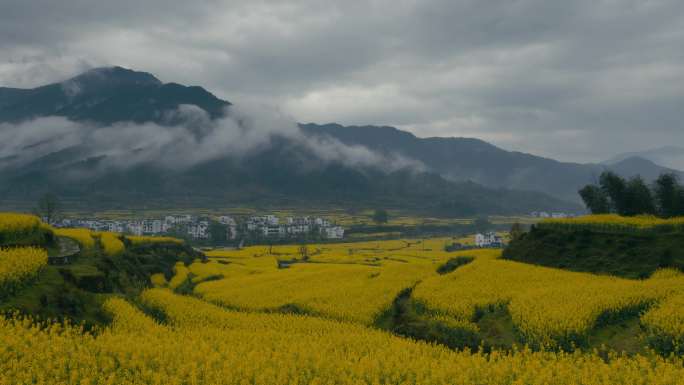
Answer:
[1, 240, 201, 328]
[502, 226, 684, 279]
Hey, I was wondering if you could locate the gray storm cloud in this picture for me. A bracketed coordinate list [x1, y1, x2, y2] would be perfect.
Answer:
[0, 104, 424, 175]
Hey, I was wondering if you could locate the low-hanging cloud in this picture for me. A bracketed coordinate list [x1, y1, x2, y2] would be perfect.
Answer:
[0, 104, 424, 177]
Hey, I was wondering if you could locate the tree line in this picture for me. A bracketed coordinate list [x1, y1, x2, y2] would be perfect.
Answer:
[579, 172, 684, 217]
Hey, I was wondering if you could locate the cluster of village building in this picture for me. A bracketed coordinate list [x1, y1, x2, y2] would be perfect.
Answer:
[246, 215, 345, 239]
[530, 211, 575, 219]
[474, 232, 505, 248]
[55, 214, 344, 241]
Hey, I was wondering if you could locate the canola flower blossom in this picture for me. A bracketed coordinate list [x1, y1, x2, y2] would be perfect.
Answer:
[413, 249, 684, 349]
[539, 214, 684, 232]
[94, 232, 125, 256]
[168, 262, 190, 290]
[642, 293, 684, 354]
[0, 213, 42, 235]
[0, 247, 47, 296]
[2, 290, 684, 384]
[53, 228, 96, 249]
[126, 235, 184, 246]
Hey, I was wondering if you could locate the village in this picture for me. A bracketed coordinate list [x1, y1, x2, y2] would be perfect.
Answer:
[54, 213, 345, 242]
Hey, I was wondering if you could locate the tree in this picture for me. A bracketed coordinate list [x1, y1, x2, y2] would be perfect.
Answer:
[654, 173, 682, 218]
[208, 221, 228, 244]
[34, 193, 61, 225]
[578, 185, 610, 214]
[599, 172, 627, 215]
[372, 209, 389, 224]
[299, 244, 309, 261]
[623, 176, 656, 216]
[509, 222, 524, 241]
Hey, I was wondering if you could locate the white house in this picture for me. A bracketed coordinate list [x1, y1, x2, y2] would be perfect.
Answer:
[262, 225, 286, 238]
[475, 232, 503, 248]
[142, 220, 163, 234]
[218, 215, 237, 226]
[107, 221, 125, 233]
[127, 222, 144, 236]
[287, 224, 310, 235]
[188, 221, 209, 239]
[226, 225, 238, 240]
[247, 215, 279, 231]
[323, 226, 345, 239]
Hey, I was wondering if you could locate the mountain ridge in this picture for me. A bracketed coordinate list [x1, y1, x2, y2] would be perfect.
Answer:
[0, 66, 230, 124]
[0, 66, 624, 214]
[301, 123, 682, 201]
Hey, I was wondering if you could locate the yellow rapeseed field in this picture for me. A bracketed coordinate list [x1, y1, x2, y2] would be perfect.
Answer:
[2, 216, 684, 383]
[94, 232, 125, 256]
[0, 247, 47, 296]
[540, 214, 684, 231]
[2, 290, 684, 384]
[195, 239, 454, 324]
[0, 213, 42, 234]
[168, 262, 190, 290]
[413, 249, 684, 349]
[150, 272, 168, 287]
[642, 293, 684, 354]
[126, 235, 184, 245]
[53, 228, 96, 249]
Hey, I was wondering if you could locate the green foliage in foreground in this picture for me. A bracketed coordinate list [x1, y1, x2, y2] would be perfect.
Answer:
[503, 225, 684, 279]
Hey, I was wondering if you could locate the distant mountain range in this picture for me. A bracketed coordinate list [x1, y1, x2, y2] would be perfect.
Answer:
[301, 124, 683, 202]
[603, 146, 684, 171]
[0, 66, 675, 214]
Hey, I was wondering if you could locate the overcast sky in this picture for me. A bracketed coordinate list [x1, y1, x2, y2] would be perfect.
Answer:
[1, 0, 683, 162]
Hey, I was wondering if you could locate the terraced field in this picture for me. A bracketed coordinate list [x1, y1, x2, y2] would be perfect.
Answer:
[2, 213, 684, 384]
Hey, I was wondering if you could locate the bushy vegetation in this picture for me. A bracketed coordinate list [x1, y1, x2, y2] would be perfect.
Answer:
[580, 172, 684, 217]
[505, 214, 684, 278]
[436, 256, 474, 274]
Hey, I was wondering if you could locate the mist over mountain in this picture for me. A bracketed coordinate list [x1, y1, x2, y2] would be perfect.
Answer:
[301, 124, 682, 202]
[1, 67, 586, 214]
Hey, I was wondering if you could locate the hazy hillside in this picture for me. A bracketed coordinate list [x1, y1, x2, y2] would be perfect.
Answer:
[301, 123, 682, 202]
[605, 147, 684, 171]
[0, 67, 578, 215]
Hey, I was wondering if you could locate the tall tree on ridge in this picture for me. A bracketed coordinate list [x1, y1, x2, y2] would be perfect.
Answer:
[34, 193, 62, 225]
[578, 185, 610, 214]
[653, 173, 682, 218]
[623, 176, 656, 216]
[599, 172, 628, 215]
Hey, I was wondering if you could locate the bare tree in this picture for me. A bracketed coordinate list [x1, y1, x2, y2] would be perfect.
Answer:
[34, 193, 61, 225]
[299, 244, 309, 261]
